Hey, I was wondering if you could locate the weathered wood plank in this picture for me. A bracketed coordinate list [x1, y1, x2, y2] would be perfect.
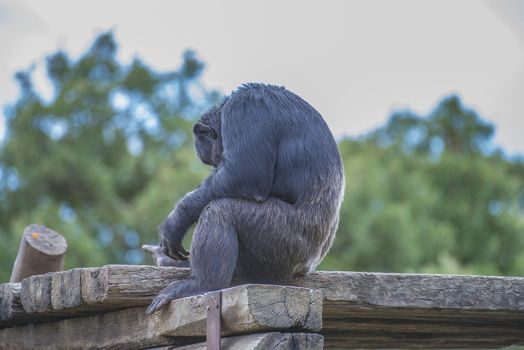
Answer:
[293, 271, 524, 312]
[17, 265, 189, 318]
[0, 284, 322, 350]
[0, 305, 178, 350]
[0, 283, 48, 327]
[81, 264, 190, 306]
[0, 283, 23, 326]
[290, 271, 524, 348]
[20, 270, 97, 318]
[1, 282, 64, 327]
[73, 267, 524, 316]
[325, 333, 522, 349]
[51, 268, 96, 312]
[8, 266, 524, 348]
[19, 273, 54, 315]
[166, 332, 324, 350]
[320, 309, 523, 348]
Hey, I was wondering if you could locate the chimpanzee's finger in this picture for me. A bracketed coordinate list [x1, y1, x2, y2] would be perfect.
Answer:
[178, 245, 190, 258]
[146, 294, 171, 315]
[166, 243, 185, 261]
[160, 240, 173, 258]
[173, 246, 189, 261]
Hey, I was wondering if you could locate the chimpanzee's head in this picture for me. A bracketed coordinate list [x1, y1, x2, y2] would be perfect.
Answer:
[193, 100, 226, 167]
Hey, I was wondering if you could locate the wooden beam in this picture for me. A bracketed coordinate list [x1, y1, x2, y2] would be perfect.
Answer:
[0, 283, 59, 327]
[290, 271, 524, 348]
[20, 273, 54, 315]
[292, 271, 524, 312]
[0, 283, 23, 327]
[51, 268, 96, 312]
[0, 285, 322, 350]
[22, 266, 524, 318]
[10, 224, 67, 283]
[81, 264, 190, 306]
[7, 266, 524, 347]
[17, 265, 189, 317]
[166, 332, 324, 350]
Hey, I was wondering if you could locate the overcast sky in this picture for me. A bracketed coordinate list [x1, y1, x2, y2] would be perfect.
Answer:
[1, 0, 523, 155]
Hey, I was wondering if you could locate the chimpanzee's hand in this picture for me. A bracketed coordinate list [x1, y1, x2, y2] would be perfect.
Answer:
[159, 220, 190, 261]
[160, 238, 189, 261]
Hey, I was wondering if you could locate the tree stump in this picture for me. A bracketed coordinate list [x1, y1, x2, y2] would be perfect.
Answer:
[10, 224, 68, 283]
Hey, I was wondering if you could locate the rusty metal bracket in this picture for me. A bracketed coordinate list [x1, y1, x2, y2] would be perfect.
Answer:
[206, 290, 222, 350]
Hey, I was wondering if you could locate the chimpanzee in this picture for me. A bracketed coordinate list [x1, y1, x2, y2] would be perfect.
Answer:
[146, 83, 344, 314]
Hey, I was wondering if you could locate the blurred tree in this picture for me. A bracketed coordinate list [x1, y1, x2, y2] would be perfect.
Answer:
[322, 96, 524, 276]
[1, 33, 522, 282]
[0, 33, 219, 281]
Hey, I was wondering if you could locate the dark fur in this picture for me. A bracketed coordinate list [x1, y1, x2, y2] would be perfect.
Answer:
[147, 83, 344, 314]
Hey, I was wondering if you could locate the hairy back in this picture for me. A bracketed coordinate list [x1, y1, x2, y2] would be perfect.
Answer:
[251, 87, 344, 212]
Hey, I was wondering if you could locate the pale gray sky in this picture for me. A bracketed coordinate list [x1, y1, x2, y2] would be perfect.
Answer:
[1, 0, 523, 155]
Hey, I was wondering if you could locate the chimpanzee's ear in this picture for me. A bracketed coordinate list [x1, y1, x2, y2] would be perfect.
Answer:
[193, 122, 207, 135]
[193, 123, 217, 139]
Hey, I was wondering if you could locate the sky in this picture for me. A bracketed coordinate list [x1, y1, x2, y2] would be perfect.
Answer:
[1, 0, 523, 155]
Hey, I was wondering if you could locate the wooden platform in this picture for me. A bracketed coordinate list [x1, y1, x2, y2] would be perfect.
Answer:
[1, 265, 523, 349]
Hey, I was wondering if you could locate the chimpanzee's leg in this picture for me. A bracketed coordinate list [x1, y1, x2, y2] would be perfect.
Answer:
[231, 197, 307, 284]
[146, 197, 304, 314]
[146, 198, 238, 314]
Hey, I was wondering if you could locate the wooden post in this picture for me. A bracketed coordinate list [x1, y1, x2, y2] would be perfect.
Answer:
[10, 224, 68, 283]
[206, 291, 222, 350]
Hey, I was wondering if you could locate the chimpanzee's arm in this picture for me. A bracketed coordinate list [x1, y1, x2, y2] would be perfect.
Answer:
[159, 181, 212, 260]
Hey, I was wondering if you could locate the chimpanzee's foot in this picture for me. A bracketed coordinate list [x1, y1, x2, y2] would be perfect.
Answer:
[142, 244, 190, 268]
[146, 279, 200, 315]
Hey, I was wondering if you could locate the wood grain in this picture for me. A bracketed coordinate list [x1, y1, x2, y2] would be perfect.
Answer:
[3, 266, 524, 348]
[165, 332, 324, 350]
[0, 283, 56, 327]
[0, 284, 321, 350]
[291, 271, 524, 348]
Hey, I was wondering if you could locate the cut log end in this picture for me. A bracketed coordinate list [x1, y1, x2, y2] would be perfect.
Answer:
[10, 225, 68, 283]
[23, 224, 68, 256]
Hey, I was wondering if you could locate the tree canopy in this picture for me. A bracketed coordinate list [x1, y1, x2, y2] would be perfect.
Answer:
[1, 33, 522, 282]
[0, 33, 219, 276]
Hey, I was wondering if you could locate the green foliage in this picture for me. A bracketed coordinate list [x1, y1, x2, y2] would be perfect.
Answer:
[1, 34, 523, 282]
[0, 33, 218, 280]
[321, 97, 524, 275]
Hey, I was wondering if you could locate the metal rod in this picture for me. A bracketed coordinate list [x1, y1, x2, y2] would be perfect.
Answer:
[206, 290, 222, 350]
